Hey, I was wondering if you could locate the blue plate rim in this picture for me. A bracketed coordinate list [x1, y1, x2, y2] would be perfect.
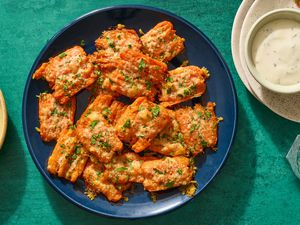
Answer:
[22, 4, 238, 219]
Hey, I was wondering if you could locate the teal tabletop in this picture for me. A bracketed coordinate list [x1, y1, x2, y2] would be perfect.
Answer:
[1, 0, 300, 224]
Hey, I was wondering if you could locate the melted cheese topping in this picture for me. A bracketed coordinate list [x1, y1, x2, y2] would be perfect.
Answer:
[76, 95, 123, 163]
[38, 93, 75, 142]
[47, 128, 88, 182]
[115, 97, 171, 153]
[141, 21, 185, 62]
[160, 66, 208, 107]
[141, 156, 194, 192]
[176, 102, 219, 156]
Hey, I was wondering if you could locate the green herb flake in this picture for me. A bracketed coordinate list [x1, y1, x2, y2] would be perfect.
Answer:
[100, 141, 111, 149]
[138, 105, 145, 112]
[117, 34, 121, 40]
[197, 111, 202, 118]
[122, 119, 131, 130]
[151, 105, 160, 118]
[94, 70, 101, 76]
[60, 144, 66, 149]
[85, 109, 92, 117]
[177, 132, 184, 143]
[166, 77, 173, 82]
[177, 169, 183, 175]
[80, 39, 85, 46]
[90, 120, 99, 129]
[201, 140, 208, 148]
[138, 58, 146, 72]
[184, 88, 191, 96]
[190, 157, 195, 165]
[153, 168, 164, 174]
[128, 44, 132, 49]
[146, 80, 152, 90]
[190, 84, 197, 92]
[167, 88, 172, 94]
[102, 107, 112, 120]
[190, 124, 197, 133]
[116, 167, 128, 172]
[205, 111, 212, 119]
[59, 52, 67, 58]
[90, 133, 103, 145]
[69, 125, 76, 130]
[165, 180, 175, 188]
[51, 108, 58, 116]
[75, 145, 81, 155]
[96, 171, 102, 176]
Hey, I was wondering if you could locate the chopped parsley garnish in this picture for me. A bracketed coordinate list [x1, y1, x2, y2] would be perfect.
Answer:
[60, 144, 66, 149]
[75, 147, 81, 155]
[197, 111, 202, 118]
[190, 157, 195, 165]
[90, 133, 103, 145]
[177, 169, 183, 175]
[151, 105, 160, 118]
[153, 168, 164, 174]
[96, 171, 102, 176]
[176, 132, 184, 143]
[97, 76, 104, 86]
[116, 167, 128, 172]
[190, 124, 197, 133]
[117, 34, 121, 40]
[183, 88, 191, 96]
[107, 37, 115, 48]
[102, 107, 112, 121]
[166, 77, 173, 82]
[167, 88, 172, 94]
[122, 119, 131, 130]
[146, 80, 152, 90]
[94, 70, 101, 76]
[190, 84, 197, 92]
[205, 111, 212, 119]
[138, 58, 146, 72]
[80, 39, 85, 46]
[51, 108, 58, 116]
[85, 109, 92, 117]
[138, 105, 145, 112]
[128, 44, 132, 49]
[51, 108, 67, 117]
[100, 141, 111, 149]
[90, 120, 99, 129]
[201, 140, 208, 148]
[59, 52, 67, 58]
[165, 180, 174, 188]
[69, 125, 76, 130]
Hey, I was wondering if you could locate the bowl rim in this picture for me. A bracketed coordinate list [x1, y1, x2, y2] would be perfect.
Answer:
[0, 89, 7, 150]
[22, 4, 238, 218]
[244, 8, 300, 94]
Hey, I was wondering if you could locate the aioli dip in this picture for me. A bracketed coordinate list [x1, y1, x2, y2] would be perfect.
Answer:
[252, 19, 300, 85]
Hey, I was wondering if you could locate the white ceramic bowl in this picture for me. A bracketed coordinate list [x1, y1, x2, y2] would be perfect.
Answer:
[0, 90, 7, 150]
[245, 8, 300, 94]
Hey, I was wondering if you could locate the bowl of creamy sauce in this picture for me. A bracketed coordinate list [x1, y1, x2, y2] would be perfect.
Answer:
[245, 8, 300, 94]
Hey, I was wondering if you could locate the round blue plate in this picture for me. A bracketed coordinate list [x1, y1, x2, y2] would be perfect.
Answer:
[22, 5, 237, 219]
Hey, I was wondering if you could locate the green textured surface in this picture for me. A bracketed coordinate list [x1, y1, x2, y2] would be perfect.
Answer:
[1, 0, 300, 224]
